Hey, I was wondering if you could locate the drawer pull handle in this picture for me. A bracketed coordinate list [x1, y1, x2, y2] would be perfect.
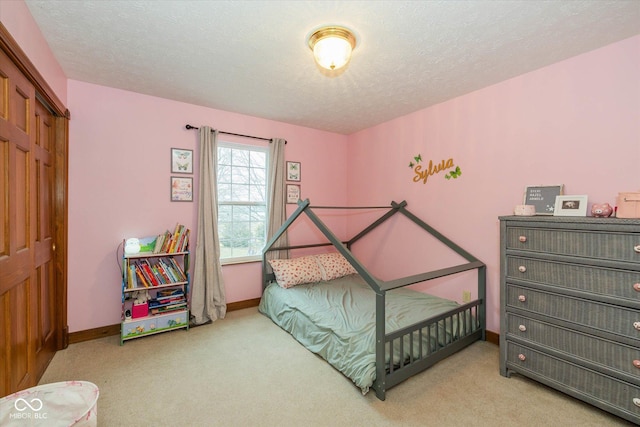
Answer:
[519, 236, 527, 243]
[518, 295, 526, 302]
[634, 322, 640, 331]
[518, 325, 527, 332]
[518, 353, 526, 361]
[635, 245, 640, 254]
[518, 265, 527, 273]
[633, 360, 640, 369]
[634, 283, 640, 292]
[634, 398, 640, 408]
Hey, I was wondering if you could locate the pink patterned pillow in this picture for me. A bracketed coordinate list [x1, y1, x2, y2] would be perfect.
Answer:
[268, 256, 323, 288]
[315, 252, 357, 281]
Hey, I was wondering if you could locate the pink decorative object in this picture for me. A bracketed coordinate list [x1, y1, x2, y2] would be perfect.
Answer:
[591, 203, 613, 217]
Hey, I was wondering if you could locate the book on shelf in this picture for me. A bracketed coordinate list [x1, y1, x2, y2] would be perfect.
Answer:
[127, 265, 138, 289]
[157, 289, 183, 298]
[153, 233, 166, 253]
[139, 260, 160, 287]
[150, 305, 187, 315]
[149, 224, 190, 254]
[155, 291, 184, 301]
[149, 296, 187, 310]
[167, 258, 187, 281]
[133, 262, 151, 288]
[137, 236, 158, 253]
[158, 259, 179, 282]
[154, 263, 173, 284]
[149, 300, 186, 309]
[127, 258, 187, 288]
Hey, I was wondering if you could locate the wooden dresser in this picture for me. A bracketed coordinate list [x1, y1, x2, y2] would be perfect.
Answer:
[499, 216, 640, 424]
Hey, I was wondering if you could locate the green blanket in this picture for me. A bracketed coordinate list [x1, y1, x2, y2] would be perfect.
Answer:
[259, 274, 462, 393]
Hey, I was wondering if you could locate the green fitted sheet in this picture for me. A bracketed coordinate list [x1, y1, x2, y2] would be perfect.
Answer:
[258, 274, 464, 393]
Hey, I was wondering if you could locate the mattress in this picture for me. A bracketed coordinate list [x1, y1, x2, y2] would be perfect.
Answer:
[258, 274, 463, 393]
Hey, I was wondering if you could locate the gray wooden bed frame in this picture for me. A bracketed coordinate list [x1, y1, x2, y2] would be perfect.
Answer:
[262, 199, 486, 400]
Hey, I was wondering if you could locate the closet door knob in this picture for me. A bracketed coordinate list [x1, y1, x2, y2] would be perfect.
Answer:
[634, 322, 640, 331]
[518, 354, 526, 361]
[634, 283, 640, 292]
[518, 325, 527, 332]
[519, 236, 527, 243]
[518, 295, 526, 302]
[518, 265, 527, 273]
[634, 245, 640, 253]
[633, 360, 640, 369]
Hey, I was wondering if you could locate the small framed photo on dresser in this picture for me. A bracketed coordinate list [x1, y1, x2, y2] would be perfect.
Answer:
[553, 195, 588, 216]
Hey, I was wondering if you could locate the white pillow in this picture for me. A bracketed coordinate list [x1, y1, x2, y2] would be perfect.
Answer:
[268, 256, 323, 288]
[315, 252, 357, 281]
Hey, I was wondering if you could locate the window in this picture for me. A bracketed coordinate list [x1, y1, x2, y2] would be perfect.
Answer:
[217, 142, 268, 263]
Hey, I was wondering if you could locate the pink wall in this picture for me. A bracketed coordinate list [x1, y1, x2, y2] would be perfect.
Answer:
[66, 80, 348, 332]
[347, 35, 640, 333]
[0, 0, 67, 105]
[6, 1, 639, 335]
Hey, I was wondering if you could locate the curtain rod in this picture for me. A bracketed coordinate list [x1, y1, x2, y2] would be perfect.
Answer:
[185, 124, 283, 143]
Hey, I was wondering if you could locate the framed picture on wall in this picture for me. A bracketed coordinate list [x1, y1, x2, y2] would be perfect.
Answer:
[286, 161, 301, 181]
[171, 177, 193, 202]
[286, 184, 300, 204]
[171, 148, 193, 174]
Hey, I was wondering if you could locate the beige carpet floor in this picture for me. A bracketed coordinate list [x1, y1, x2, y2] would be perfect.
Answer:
[39, 307, 633, 426]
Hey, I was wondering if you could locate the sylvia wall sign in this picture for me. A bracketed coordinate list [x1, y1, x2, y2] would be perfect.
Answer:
[409, 154, 461, 184]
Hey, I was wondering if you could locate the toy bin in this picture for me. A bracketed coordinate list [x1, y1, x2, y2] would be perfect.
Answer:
[131, 301, 148, 318]
[0, 381, 99, 426]
[121, 310, 188, 341]
[617, 192, 640, 218]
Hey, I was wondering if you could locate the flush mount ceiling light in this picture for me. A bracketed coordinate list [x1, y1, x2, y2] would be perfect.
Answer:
[307, 26, 356, 71]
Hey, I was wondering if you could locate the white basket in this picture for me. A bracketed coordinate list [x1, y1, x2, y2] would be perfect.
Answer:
[0, 381, 99, 426]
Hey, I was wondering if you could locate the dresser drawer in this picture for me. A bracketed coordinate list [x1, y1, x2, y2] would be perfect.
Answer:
[506, 256, 640, 304]
[505, 227, 640, 263]
[506, 284, 640, 342]
[506, 313, 640, 381]
[506, 342, 640, 423]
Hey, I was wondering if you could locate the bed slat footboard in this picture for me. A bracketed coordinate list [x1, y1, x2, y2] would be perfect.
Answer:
[373, 298, 483, 400]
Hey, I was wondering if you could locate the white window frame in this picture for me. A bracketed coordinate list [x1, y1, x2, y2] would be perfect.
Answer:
[217, 141, 269, 265]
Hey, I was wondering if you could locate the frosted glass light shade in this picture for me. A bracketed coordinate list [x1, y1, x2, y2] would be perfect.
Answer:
[308, 27, 356, 71]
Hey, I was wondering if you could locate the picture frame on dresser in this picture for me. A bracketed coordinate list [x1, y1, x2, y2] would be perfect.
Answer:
[553, 195, 588, 216]
[523, 185, 563, 215]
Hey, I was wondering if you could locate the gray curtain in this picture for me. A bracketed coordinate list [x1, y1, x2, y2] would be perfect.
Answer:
[191, 127, 226, 325]
[266, 138, 289, 260]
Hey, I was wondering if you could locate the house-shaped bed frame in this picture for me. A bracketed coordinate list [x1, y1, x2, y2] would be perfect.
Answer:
[262, 199, 486, 400]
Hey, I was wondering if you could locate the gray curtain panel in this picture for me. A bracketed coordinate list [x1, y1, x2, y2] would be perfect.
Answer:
[266, 138, 289, 260]
[191, 127, 226, 325]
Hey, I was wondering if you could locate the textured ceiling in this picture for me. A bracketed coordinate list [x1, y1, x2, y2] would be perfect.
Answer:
[25, 0, 640, 135]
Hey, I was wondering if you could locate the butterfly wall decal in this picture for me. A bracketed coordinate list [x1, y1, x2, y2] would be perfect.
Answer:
[445, 166, 462, 179]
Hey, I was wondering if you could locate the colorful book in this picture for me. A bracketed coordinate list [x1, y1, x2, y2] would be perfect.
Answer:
[137, 236, 157, 253]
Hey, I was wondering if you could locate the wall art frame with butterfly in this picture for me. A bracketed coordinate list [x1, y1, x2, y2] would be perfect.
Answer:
[171, 148, 193, 174]
[286, 161, 301, 182]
